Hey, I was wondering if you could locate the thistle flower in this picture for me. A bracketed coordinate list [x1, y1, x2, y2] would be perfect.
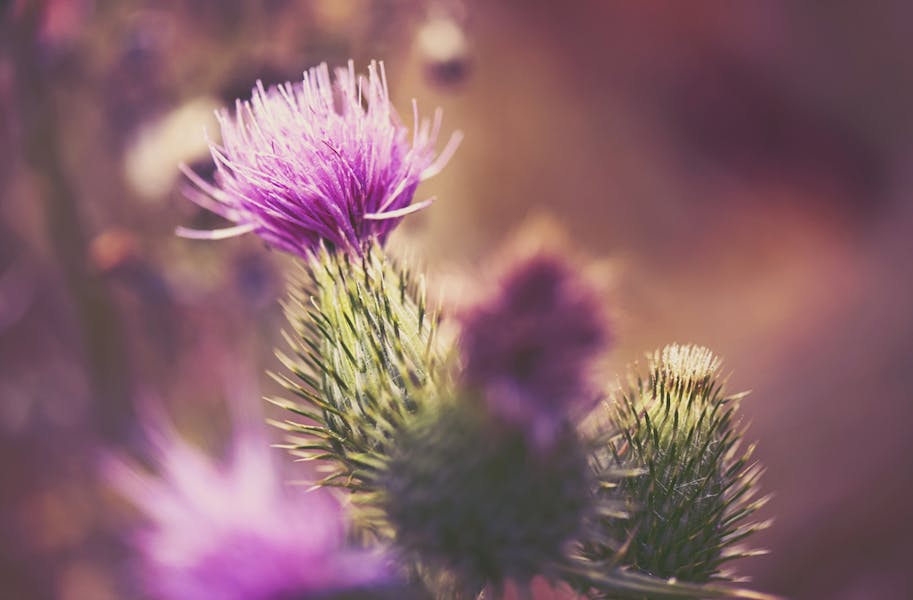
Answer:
[178, 60, 462, 256]
[106, 403, 392, 600]
[459, 253, 610, 444]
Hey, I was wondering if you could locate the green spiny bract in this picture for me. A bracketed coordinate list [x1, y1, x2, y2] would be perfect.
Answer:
[270, 242, 452, 496]
[589, 344, 769, 588]
[370, 399, 593, 596]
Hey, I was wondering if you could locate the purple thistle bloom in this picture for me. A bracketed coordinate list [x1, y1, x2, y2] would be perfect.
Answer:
[178, 60, 462, 256]
[106, 403, 389, 600]
[460, 253, 610, 445]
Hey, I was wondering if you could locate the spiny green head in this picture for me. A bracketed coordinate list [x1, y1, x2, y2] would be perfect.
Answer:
[595, 344, 769, 584]
[269, 242, 452, 494]
[372, 399, 593, 593]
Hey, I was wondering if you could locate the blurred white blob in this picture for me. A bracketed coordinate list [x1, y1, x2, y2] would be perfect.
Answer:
[416, 16, 471, 87]
[123, 97, 220, 201]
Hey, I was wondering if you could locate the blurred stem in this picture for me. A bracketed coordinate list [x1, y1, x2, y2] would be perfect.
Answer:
[5, 2, 133, 440]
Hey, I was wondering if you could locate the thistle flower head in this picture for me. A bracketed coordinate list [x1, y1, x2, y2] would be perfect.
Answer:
[459, 253, 610, 444]
[106, 404, 390, 600]
[179, 60, 462, 256]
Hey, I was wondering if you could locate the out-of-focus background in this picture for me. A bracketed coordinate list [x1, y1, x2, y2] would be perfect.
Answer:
[2, 1, 912, 598]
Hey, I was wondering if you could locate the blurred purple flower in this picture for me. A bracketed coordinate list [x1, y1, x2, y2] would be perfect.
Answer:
[178, 60, 462, 256]
[460, 254, 610, 445]
[106, 403, 389, 600]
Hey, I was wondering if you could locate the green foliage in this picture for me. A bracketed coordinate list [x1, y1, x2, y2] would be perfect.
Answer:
[269, 243, 451, 496]
[587, 344, 770, 589]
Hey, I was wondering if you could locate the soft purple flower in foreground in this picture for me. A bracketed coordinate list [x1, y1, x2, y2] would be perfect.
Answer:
[178, 60, 462, 256]
[460, 253, 610, 444]
[106, 405, 388, 600]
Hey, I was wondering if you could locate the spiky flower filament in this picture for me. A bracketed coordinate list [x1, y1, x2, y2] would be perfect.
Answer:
[179, 60, 461, 255]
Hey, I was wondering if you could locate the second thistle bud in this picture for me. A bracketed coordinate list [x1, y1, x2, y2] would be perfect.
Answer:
[375, 400, 593, 595]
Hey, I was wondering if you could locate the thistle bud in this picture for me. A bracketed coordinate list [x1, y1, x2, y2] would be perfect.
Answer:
[373, 401, 592, 595]
[593, 344, 770, 584]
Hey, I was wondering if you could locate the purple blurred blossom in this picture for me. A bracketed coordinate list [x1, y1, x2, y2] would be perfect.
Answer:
[105, 403, 389, 600]
[460, 254, 610, 445]
[178, 60, 462, 256]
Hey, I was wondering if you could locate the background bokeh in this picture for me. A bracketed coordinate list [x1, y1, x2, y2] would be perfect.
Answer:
[2, 1, 913, 598]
